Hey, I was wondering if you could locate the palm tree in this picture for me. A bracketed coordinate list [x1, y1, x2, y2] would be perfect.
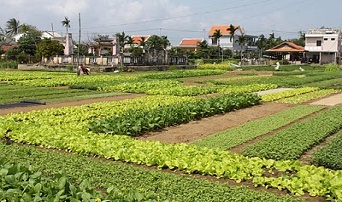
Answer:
[237, 34, 247, 61]
[227, 24, 239, 57]
[212, 29, 222, 60]
[61, 17, 71, 56]
[227, 24, 238, 43]
[256, 34, 266, 58]
[212, 29, 222, 46]
[6, 18, 21, 36]
[61, 17, 70, 36]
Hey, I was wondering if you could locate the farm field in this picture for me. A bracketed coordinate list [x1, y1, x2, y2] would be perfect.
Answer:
[1, 66, 342, 201]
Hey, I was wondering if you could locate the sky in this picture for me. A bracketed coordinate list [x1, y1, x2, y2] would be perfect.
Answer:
[1, 0, 342, 45]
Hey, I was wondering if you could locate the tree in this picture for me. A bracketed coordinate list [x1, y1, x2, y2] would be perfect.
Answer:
[6, 18, 21, 36]
[237, 34, 247, 60]
[0, 27, 6, 46]
[61, 17, 72, 55]
[227, 24, 238, 43]
[212, 29, 222, 46]
[115, 32, 131, 53]
[145, 35, 170, 64]
[256, 34, 267, 58]
[61, 17, 70, 36]
[37, 38, 64, 59]
[290, 31, 305, 47]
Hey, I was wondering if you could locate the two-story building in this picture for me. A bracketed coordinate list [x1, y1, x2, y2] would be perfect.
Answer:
[208, 25, 258, 54]
[305, 28, 342, 64]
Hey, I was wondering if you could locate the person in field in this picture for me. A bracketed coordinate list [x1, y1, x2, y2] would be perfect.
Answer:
[78, 64, 90, 75]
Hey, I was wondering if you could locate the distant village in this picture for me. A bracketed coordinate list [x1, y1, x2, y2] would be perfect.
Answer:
[1, 18, 341, 68]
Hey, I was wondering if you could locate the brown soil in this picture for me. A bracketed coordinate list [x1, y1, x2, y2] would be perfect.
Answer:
[137, 102, 295, 143]
[0, 94, 144, 116]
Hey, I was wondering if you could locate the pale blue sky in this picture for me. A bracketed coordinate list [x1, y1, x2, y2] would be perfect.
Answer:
[1, 0, 341, 45]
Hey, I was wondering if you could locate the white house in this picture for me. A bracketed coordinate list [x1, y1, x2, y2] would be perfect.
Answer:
[208, 24, 258, 54]
[305, 28, 342, 64]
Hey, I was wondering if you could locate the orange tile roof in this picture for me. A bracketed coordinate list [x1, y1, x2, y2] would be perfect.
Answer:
[266, 41, 305, 52]
[1, 45, 15, 52]
[131, 35, 149, 44]
[208, 25, 241, 36]
[179, 38, 203, 46]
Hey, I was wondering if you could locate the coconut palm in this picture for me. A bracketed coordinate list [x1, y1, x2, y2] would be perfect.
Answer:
[227, 24, 238, 43]
[227, 24, 239, 57]
[61, 17, 70, 35]
[6, 18, 21, 36]
[237, 34, 247, 61]
[212, 29, 222, 46]
[61, 17, 72, 56]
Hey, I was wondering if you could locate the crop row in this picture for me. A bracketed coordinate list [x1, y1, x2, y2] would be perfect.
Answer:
[141, 69, 225, 79]
[1, 97, 342, 200]
[261, 87, 318, 102]
[89, 93, 260, 136]
[0, 143, 305, 202]
[313, 131, 342, 170]
[301, 77, 342, 90]
[144, 84, 277, 96]
[277, 89, 338, 104]
[204, 71, 342, 88]
[243, 106, 342, 161]
[192, 105, 324, 149]
[0, 85, 114, 104]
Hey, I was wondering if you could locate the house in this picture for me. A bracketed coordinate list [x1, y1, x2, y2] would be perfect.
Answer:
[304, 28, 342, 64]
[266, 41, 305, 63]
[208, 24, 258, 54]
[178, 38, 203, 51]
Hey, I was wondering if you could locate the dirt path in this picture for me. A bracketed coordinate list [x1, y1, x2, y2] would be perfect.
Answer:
[0, 94, 144, 116]
[137, 102, 295, 143]
[309, 92, 342, 106]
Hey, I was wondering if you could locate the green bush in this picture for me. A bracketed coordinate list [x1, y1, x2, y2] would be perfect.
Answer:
[0, 60, 18, 69]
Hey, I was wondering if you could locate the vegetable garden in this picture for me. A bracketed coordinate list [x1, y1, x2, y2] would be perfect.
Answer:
[1, 66, 342, 201]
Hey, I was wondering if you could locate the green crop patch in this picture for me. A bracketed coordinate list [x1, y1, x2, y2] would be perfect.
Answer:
[313, 131, 342, 170]
[192, 105, 324, 149]
[243, 106, 342, 161]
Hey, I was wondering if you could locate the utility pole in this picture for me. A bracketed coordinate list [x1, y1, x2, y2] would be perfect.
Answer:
[51, 23, 54, 37]
[78, 13, 81, 67]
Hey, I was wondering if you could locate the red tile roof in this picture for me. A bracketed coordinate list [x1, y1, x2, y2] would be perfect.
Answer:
[131, 36, 149, 44]
[179, 38, 203, 47]
[266, 41, 305, 52]
[208, 25, 241, 36]
[1, 45, 15, 52]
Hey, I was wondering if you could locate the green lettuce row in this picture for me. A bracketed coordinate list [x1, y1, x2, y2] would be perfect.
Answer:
[243, 106, 342, 161]
[140, 69, 225, 79]
[192, 105, 324, 149]
[261, 87, 318, 102]
[144, 84, 276, 96]
[99, 80, 181, 93]
[313, 131, 342, 170]
[0, 159, 158, 201]
[277, 89, 338, 104]
[11, 74, 139, 87]
[89, 93, 261, 136]
[0, 143, 305, 202]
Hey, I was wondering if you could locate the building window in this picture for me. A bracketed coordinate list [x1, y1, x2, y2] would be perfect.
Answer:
[331, 38, 335, 41]
[316, 40, 321, 46]
[324, 38, 328, 40]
